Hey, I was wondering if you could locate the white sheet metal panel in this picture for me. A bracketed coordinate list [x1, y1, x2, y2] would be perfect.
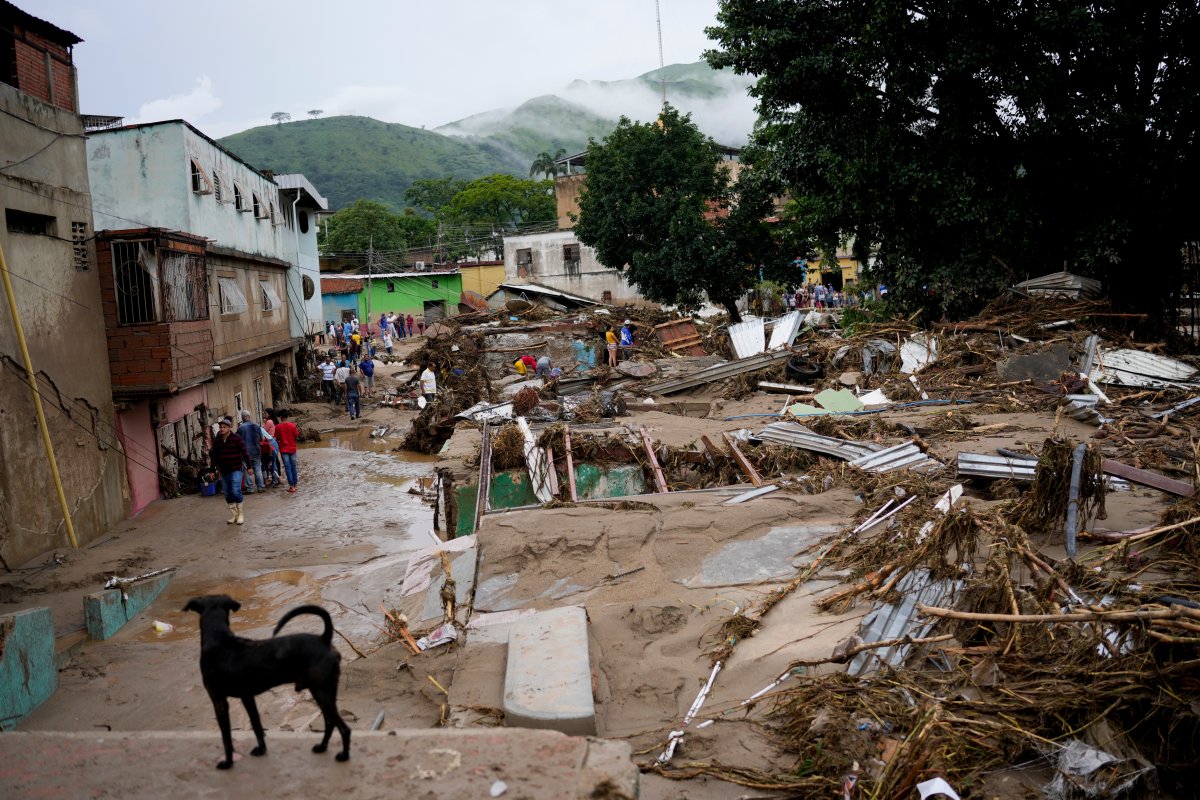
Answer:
[847, 569, 961, 677]
[728, 318, 766, 359]
[766, 311, 802, 351]
[956, 452, 1037, 481]
[849, 441, 941, 473]
[756, 422, 881, 460]
[1090, 348, 1199, 389]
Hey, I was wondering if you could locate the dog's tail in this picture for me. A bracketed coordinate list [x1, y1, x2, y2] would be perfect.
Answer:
[273, 605, 334, 646]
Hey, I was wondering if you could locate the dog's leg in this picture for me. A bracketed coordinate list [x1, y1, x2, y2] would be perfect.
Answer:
[309, 687, 350, 761]
[242, 696, 268, 757]
[212, 694, 236, 769]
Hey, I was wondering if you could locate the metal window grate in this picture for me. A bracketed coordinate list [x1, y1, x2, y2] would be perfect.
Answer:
[112, 241, 161, 323]
[71, 221, 89, 270]
[218, 277, 248, 314]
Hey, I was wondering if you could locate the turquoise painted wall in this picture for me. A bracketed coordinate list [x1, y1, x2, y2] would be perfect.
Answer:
[322, 291, 359, 323]
[0, 608, 56, 730]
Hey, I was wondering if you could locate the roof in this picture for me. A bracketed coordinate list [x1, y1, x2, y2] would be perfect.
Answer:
[490, 282, 598, 307]
[320, 277, 363, 294]
[1, 1, 83, 46]
[274, 174, 329, 210]
[88, 119, 277, 185]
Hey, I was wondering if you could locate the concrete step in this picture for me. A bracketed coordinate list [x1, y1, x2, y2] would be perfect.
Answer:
[503, 605, 596, 736]
[0, 729, 638, 799]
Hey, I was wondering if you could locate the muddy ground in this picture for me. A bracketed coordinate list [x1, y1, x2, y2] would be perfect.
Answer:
[2, 328, 1178, 798]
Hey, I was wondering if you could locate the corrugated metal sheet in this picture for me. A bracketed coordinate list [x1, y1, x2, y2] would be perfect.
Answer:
[728, 318, 766, 359]
[847, 569, 961, 676]
[848, 441, 941, 473]
[755, 422, 880, 460]
[956, 452, 1037, 481]
[767, 311, 803, 350]
[1015, 270, 1103, 300]
[1090, 348, 1199, 389]
[643, 348, 793, 395]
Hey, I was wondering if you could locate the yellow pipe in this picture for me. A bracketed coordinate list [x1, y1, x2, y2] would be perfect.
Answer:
[0, 239, 79, 548]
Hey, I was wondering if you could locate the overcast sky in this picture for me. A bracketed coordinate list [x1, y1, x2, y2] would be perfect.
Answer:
[26, 0, 730, 138]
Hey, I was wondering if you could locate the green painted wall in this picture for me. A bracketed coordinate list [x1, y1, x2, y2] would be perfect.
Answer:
[359, 274, 463, 322]
[0, 608, 56, 730]
[455, 464, 647, 536]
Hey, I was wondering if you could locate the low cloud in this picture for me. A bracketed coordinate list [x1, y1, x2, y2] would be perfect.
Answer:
[130, 76, 222, 126]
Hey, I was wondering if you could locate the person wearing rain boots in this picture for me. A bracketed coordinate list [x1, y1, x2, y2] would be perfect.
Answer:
[209, 416, 248, 525]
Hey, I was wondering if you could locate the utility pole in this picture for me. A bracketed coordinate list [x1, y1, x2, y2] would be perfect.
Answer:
[366, 237, 373, 334]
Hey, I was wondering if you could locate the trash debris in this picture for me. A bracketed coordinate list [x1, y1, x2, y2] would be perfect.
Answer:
[416, 622, 459, 651]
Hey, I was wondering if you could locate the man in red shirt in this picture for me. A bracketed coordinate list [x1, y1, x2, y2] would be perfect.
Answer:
[275, 409, 300, 493]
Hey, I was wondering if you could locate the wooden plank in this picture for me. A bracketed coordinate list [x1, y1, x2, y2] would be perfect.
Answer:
[700, 434, 726, 464]
[722, 432, 763, 487]
[544, 446, 560, 496]
[758, 381, 816, 394]
[564, 425, 578, 502]
[474, 421, 492, 533]
[1102, 458, 1195, 497]
[639, 425, 669, 493]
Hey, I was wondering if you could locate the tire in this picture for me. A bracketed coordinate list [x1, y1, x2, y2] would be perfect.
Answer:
[786, 357, 824, 381]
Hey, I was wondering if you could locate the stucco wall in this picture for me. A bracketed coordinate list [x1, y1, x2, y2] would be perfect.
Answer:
[460, 264, 506, 299]
[208, 255, 292, 363]
[322, 292, 359, 324]
[0, 83, 128, 565]
[115, 402, 158, 515]
[209, 358, 286, 425]
[503, 231, 643, 305]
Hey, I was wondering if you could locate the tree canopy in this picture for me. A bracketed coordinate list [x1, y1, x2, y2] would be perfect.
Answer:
[318, 199, 436, 252]
[405, 176, 469, 217]
[573, 106, 785, 321]
[707, 0, 1200, 324]
[442, 174, 555, 229]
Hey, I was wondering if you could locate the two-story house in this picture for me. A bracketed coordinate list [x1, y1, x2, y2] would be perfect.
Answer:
[86, 120, 322, 513]
[0, 1, 128, 564]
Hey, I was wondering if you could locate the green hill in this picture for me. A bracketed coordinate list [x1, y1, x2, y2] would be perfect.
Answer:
[218, 116, 519, 210]
[217, 62, 755, 211]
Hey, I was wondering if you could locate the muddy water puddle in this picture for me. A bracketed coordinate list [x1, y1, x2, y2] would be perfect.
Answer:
[307, 426, 439, 457]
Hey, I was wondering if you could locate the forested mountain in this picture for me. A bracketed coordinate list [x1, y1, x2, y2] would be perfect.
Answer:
[217, 62, 755, 210]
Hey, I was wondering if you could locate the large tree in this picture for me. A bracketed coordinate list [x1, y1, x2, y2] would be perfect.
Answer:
[405, 176, 468, 217]
[708, 0, 1200, 325]
[573, 106, 784, 321]
[318, 199, 434, 252]
[443, 174, 555, 229]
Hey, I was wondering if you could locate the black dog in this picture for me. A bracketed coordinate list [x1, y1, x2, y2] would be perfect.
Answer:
[184, 594, 351, 769]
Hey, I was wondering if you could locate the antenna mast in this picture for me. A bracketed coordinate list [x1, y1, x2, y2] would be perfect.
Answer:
[656, 0, 666, 107]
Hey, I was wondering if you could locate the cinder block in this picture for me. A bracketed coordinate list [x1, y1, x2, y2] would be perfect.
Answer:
[503, 605, 596, 736]
[82, 570, 175, 640]
[0, 608, 57, 730]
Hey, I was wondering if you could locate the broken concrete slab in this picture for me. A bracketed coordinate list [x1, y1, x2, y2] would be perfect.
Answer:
[0, 730, 638, 799]
[997, 342, 1073, 382]
[681, 525, 842, 588]
[0, 608, 56, 730]
[616, 361, 657, 378]
[82, 569, 175, 640]
[503, 605, 596, 736]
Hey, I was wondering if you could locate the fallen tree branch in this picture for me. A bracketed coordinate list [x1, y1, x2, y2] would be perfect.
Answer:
[917, 604, 1200, 624]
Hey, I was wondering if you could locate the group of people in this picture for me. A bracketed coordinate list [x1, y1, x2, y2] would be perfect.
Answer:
[318, 353, 376, 419]
[512, 353, 561, 379]
[207, 408, 300, 525]
[605, 320, 635, 367]
[323, 313, 425, 357]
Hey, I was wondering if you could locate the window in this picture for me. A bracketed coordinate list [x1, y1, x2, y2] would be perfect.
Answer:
[190, 159, 212, 194]
[387, 280, 395, 293]
[218, 277, 248, 314]
[516, 248, 532, 266]
[234, 392, 243, 414]
[212, 173, 223, 202]
[113, 242, 161, 324]
[259, 280, 281, 312]
[71, 221, 90, 270]
[298, 210, 309, 234]
[563, 243, 581, 276]
[602, 290, 613, 304]
[234, 184, 248, 212]
[160, 251, 208, 320]
[5, 208, 55, 235]
[431, 279, 439, 289]
[253, 193, 267, 218]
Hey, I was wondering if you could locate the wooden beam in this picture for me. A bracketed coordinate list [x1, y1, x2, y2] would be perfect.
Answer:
[639, 425, 669, 493]
[564, 425, 578, 502]
[700, 434, 726, 464]
[544, 446, 560, 496]
[1102, 458, 1195, 497]
[722, 432, 763, 487]
[474, 421, 492, 533]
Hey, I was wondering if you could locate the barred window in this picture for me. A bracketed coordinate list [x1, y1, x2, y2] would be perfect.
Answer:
[71, 221, 89, 270]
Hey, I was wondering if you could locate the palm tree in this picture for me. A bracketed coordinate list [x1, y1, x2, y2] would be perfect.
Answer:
[529, 148, 567, 180]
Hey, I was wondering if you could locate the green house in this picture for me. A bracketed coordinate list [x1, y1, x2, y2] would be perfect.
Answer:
[322, 270, 463, 328]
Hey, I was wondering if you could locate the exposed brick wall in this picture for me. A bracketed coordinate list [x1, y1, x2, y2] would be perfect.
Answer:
[9, 29, 75, 112]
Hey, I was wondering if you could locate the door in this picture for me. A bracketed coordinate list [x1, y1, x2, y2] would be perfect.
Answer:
[156, 421, 179, 496]
[253, 377, 265, 422]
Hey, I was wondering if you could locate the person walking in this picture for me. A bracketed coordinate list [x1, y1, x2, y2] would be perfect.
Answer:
[237, 410, 265, 494]
[318, 356, 336, 403]
[275, 409, 300, 493]
[261, 408, 281, 487]
[419, 362, 437, 403]
[605, 326, 618, 367]
[406, 313, 415, 337]
[345, 366, 362, 419]
[360, 353, 376, 398]
[209, 416, 248, 525]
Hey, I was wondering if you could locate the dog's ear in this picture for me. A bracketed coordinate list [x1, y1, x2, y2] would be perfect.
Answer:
[221, 596, 242, 613]
[183, 597, 203, 613]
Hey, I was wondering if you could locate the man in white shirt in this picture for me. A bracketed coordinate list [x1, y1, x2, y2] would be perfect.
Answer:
[334, 361, 351, 405]
[318, 357, 336, 403]
[419, 363, 437, 402]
